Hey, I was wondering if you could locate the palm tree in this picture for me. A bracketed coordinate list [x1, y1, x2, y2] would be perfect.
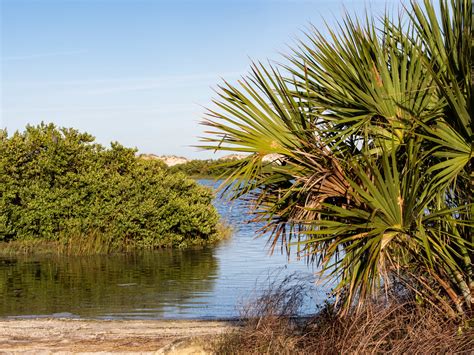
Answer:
[201, 0, 472, 316]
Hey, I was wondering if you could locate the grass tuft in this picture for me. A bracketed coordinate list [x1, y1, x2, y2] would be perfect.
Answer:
[213, 275, 474, 354]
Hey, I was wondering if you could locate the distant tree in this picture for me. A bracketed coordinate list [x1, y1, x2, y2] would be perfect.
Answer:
[169, 159, 237, 178]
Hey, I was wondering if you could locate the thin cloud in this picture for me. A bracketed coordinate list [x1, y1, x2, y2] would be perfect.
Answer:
[2, 50, 88, 61]
[83, 71, 244, 95]
[3, 105, 199, 115]
[5, 71, 244, 93]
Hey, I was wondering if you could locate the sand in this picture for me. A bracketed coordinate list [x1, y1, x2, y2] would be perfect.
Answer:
[0, 318, 237, 354]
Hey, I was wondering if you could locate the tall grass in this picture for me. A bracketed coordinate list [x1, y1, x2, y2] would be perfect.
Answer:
[0, 222, 233, 256]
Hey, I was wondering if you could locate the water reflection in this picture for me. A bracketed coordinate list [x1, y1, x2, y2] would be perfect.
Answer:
[0, 249, 218, 319]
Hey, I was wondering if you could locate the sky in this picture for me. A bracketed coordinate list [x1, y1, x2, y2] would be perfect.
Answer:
[1, 0, 401, 159]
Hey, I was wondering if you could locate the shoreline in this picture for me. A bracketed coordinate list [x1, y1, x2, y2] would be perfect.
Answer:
[0, 318, 237, 353]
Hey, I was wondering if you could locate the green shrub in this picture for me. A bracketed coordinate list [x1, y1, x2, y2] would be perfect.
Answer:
[0, 123, 221, 251]
[168, 159, 237, 178]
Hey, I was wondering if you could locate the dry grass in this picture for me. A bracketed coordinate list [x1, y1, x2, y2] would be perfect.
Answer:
[0, 234, 125, 256]
[305, 301, 473, 354]
[213, 275, 474, 354]
[0, 239, 61, 256]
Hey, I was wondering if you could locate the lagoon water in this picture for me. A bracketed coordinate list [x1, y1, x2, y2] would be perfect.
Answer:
[0, 180, 327, 320]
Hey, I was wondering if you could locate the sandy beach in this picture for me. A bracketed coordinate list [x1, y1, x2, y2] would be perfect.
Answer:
[0, 318, 236, 354]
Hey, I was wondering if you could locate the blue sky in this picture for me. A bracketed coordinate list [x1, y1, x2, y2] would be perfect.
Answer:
[1, 0, 401, 158]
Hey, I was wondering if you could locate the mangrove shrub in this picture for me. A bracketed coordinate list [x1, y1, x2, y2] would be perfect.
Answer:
[0, 123, 221, 250]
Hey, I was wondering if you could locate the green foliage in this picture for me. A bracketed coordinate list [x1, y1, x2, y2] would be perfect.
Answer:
[0, 123, 221, 251]
[168, 159, 237, 178]
[201, 0, 473, 316]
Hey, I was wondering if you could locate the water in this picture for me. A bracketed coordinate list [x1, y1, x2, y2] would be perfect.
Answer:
[0, 180, 329, 320]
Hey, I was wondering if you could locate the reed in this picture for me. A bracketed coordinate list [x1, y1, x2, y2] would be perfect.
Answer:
[0, 222, 233, 256]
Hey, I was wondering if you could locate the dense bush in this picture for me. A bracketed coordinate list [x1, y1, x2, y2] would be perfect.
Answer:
[168, 158, 236, 178]
[0, 123, 221, 250]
